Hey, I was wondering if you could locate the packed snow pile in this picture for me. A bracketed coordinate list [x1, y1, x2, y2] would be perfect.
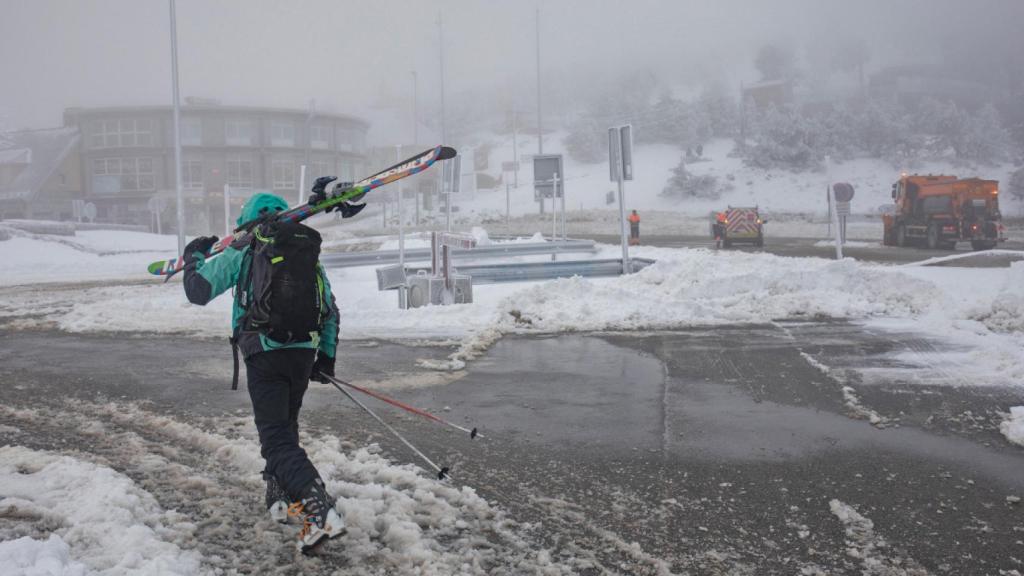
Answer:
[0, 400, 572, 575]
[492, 250, 934, 332]
[970, 261, 1024, 333]
[0, 445, 204, 575]
[1000, 407, 1024, 447]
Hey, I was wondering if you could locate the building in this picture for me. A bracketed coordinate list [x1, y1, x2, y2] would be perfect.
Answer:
[0, 128, 82, 220]
[62, 103, 370, 233]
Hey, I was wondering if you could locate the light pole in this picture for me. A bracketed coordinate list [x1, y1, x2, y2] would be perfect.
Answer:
[535, 6, 542, 155]
[169, 0, 185, 253]
[411, 70, 419, 225]
[410, 71, 418, 146]
[438, 13, 446, 145]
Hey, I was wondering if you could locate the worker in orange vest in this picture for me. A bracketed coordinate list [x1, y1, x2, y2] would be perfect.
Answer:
[628, 210, 641, 245]
[713, 212, 727, 249]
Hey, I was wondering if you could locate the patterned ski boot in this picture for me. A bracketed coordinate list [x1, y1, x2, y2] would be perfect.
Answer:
[263, 472, 290, 524]
[289, 477, 345, 553]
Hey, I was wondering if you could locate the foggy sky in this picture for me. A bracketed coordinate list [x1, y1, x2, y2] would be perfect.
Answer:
[3, 0, 1023, 141]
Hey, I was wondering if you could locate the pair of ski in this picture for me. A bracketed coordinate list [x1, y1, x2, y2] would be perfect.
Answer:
[146, 145, 456, 279]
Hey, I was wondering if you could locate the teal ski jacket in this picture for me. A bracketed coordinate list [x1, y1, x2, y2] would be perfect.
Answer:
[183, 193, 339, 359]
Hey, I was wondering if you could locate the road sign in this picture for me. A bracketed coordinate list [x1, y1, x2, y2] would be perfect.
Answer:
[608, 128, 621, 182]
[533, 154, 564, 199]
[833, 182, 855, 202]
[619, 124, 633, 181]
[835, 201, 851, 216]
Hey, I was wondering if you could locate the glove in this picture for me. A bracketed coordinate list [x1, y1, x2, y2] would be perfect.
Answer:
[183, 235, 218, 264]
[309, 354, 335, 384]
[308, 175, 337, 206]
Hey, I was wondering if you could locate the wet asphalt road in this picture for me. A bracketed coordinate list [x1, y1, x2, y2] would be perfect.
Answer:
[579, 234, 1024, 265]
[2, 323, 1022, 575]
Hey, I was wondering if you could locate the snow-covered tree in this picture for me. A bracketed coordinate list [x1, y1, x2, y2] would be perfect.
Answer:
[955, 104, 1014, 163]
[661, 156, 719, 199]
[1009, 167, 1024, 202]
[563, 114, 606, 164]
[746, 105, 821, 170]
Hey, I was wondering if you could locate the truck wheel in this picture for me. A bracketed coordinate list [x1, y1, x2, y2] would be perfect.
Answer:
[971, 240, 995, 251]
[723, 239, 732, 248]
[755, 235, 764, 247]
[926, 223, 940, 250]
[896, 224, 908, 247]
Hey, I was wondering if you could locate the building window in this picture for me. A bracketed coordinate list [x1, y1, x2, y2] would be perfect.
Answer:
[92, 157, 155, 192]
[90, 119, 153, 148]
[336, 128, 366, 153]
[225, 119, 254, 146]
[271, 121, 295, 147]
[310, 125, 331, 149]
[183, 159, 203, 190]
[272, 160, 296, 190]
[226, 154, 253, 188]
[309, 160, 333, 182]
[181, 118, 202, 146]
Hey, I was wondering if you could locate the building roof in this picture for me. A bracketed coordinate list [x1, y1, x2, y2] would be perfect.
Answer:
[0, 127, 80, 202]
[64, 103, 369, 129]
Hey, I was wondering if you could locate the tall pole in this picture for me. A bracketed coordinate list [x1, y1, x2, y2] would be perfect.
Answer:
[411, 70, 419, 225]
[169, 0, 185, 252]
[511, 109, 519, 188]
[303, 98, 315, 205]
[410, 71, 418, 145]
[397, 145, 407, 309]
[438, 13, 446, 145]
[535, 7, 543, 155]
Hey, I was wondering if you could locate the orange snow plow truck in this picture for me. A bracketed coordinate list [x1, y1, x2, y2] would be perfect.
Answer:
[882, 174, 1005, 250]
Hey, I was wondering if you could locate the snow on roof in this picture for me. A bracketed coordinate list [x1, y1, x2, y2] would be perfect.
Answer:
[0, 127, 79, 202]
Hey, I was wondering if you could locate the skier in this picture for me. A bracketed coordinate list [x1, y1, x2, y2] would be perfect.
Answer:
[181, 182, 347, 553]
[628, 210, 641, 246]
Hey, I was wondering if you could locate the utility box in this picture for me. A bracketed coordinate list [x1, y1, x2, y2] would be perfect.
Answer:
[407, 272, 473, 308]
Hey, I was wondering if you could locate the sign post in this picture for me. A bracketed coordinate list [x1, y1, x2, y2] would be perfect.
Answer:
[609, 124, 633, 274]
[532, 153, 564, 241]
[832, 182, 854, 246]
[223, 184, 231, 237]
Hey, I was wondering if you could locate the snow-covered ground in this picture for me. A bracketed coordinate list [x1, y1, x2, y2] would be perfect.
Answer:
[0, 400, 570, 575]
[402, 132, 1024, 227]
[1, 229, 1022, 387]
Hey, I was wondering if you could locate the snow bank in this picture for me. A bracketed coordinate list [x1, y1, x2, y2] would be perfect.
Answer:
[0, 445, 204, 575]
[0, 535, 88, 576]
[1000, 407, 1024, 447]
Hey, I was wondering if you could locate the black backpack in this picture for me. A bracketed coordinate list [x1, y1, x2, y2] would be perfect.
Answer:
[239, 220, 328, 344]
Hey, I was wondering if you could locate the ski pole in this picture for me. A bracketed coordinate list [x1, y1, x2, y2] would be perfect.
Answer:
[319, 373, 481, 439]
[323, 372, 450, 481]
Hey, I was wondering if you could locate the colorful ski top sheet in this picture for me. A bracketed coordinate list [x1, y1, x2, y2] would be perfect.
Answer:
[146, 145, 455, 278]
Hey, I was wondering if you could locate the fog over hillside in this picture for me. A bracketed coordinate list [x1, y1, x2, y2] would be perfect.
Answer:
[3, 0, 1023, 142]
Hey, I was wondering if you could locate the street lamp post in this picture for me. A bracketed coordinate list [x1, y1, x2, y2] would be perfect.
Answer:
[169, 0, 185, 253]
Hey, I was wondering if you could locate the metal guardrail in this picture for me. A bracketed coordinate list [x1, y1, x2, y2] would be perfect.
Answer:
[320, 239, 597, 268]
[393, 257, 655, 287]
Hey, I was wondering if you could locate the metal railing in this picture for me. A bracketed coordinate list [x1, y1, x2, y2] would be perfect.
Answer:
[320, 238, 597, 269]
[393, 257, 655, 287]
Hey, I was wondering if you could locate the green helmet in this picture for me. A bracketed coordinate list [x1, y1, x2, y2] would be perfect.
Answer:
[238, 192, 289, 226]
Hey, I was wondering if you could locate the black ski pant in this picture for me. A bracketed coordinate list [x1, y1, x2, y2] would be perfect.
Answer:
[245, 348, 319, 500]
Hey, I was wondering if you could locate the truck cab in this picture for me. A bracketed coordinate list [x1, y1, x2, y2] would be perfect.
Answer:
[882, 175, 1004, 250]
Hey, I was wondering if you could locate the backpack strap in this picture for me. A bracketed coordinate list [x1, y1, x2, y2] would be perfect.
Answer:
[230, 335, 240, 391]
[229, 244, 255, 391]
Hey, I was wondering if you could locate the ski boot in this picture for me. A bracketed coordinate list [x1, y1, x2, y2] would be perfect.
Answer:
[289, 477, 345, 553]
[264, 472, 291, 524]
